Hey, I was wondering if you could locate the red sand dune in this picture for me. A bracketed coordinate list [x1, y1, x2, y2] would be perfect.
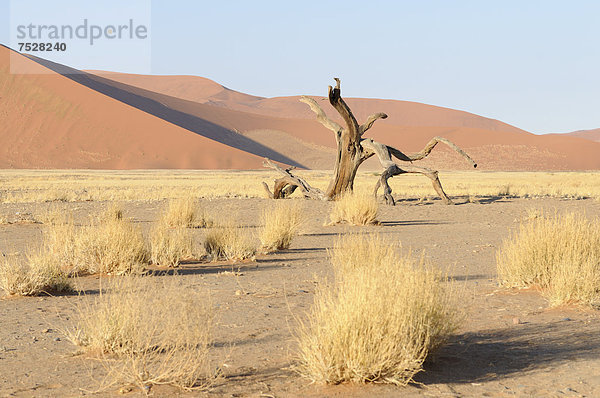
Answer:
[88, 71, 526, 133]
[2, 47, 599, 171]
[0, 46, 267, 169]
[88, 70, 600, 171]
[563, 128, 600, 143]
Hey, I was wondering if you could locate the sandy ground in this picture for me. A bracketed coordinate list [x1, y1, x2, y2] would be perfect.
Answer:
[1, 196, 600, 397]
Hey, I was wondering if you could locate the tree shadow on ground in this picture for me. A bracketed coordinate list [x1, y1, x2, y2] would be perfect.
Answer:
[149, 261, 281, 276]
[393, 196, 513, 206]
[256, 255, 322, 264]
[416, 320, 600, 385]
[284, 247, 327, 253]
[449, 274, 492, 282]
[464, 195, 515, 205]
[300, 232, 344, 237]
[381, 220, 450, 227]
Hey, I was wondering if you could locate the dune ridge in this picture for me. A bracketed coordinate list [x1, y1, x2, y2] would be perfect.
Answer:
[1, 47, 599, 171]
[563, 128, 600, 143]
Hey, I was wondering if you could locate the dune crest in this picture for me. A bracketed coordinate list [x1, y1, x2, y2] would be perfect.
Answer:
[2, 48, 599, 171]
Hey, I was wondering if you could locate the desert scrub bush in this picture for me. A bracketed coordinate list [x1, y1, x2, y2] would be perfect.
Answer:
[0, 251, 72, 296]
[330, 192, 379, 225]
[259, 201, 303, 252]
[497, 212, 600, 307]
[67, 275, 218, 392]
[75, 217, 149, 275]
[295, 233, 459, 385]
[204, 222, 256, 262]
[149, 220, 197, 267]
[161, 198, 211, 228]
[41, 216, 149, 276]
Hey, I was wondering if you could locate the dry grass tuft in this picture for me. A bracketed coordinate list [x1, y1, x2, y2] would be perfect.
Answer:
[259, 201, 303, 252]
[40, 216, 148, 276]
[149, 221, 197, 267]
[0, 251, 72, 296]
[161, 198, 211, 228]
[69, 217, 149, 275]
[295, 233, 459, 385]
[330, 192, 379, 226]
[497, 212, 600, 307]
[67, 275, 218, 392]
[204, 222, 256, 262]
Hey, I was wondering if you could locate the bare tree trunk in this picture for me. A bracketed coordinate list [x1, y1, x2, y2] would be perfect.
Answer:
[301, 79, 388, 200]
[324, 78, 364, 199]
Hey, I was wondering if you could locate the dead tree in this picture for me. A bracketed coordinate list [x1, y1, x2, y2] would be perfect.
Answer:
[263, 78, 476, 204]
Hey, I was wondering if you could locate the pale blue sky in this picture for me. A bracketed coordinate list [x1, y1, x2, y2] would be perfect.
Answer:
[1, 0, 599, 134]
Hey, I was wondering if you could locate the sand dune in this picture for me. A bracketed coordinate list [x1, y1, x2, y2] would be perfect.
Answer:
[2, 48, 599, 171]
[563, 128, 600, 143]
[90, 71, 526, 133]
[0, 46, 281, 169]
[88, 70, 600, 171]
[84, 70, 264, 107]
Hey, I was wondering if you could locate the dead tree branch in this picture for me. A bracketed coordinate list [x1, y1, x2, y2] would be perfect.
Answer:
[363, 136, 476, 205]
[388, 136, 477, 167]
[359, 113, 388, 136]
[262, 158, 325, 200]
[299, 96, 342, 135]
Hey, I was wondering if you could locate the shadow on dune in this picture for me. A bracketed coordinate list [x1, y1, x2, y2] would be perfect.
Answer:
[23, 52, 305, 168]
[416, 320, 600, 385]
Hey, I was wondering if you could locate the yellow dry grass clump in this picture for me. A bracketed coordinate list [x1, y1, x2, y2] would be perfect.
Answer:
[161, 198, 211, 228]
[61, 217, 148, 275]
[0, 208, 148, 294]
[497, 212, 600, 307]
[204, 222, 256, 262]
[67, 275, 218, 392]
[259, 201, 303, 252]
[0, 251, 72, 296]
[38, 212, 148, 276]
[295, 234, 459, 385]
[149, 221, 197, 267]
[330, 192, 379, 226]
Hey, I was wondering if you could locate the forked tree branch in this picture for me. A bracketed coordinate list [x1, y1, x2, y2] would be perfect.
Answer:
[362, 138, 454, 205]
[359, 112, 388, 136]
[328, 78, 360, 143]
[388, 136, 477, 168]
[299, 96, 343, 134]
